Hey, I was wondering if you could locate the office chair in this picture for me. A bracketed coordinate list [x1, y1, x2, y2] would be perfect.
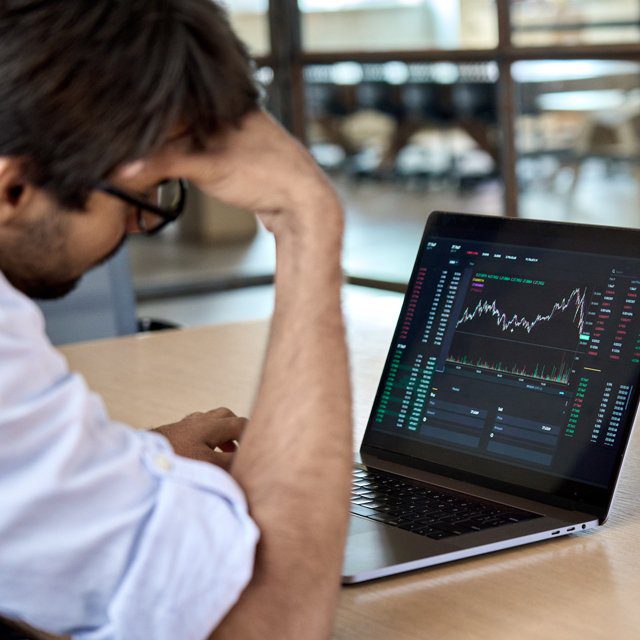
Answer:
[36, 245, 137, 345]
[38, 244, 181, 346]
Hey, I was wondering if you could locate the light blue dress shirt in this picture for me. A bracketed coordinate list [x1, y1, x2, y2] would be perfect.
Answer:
[0, 272, 259, 639]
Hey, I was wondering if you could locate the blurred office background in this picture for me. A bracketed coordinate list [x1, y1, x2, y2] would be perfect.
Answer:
[44, 0, 640, 342]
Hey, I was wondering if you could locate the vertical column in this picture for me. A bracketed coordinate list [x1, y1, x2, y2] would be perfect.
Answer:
[497, 0, 518, 218]
[268, 0, 306, 140]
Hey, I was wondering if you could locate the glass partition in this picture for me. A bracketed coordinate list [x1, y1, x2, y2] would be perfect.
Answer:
[514, 60, 640, 226]
[511, 0, 640, 47]
[300, 0, 498, 52]
[304, 61, 504, 283]
[225, 0, 270, 56]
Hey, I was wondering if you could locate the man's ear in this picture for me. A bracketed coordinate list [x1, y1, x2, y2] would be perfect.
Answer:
[0, 157, 30, 225]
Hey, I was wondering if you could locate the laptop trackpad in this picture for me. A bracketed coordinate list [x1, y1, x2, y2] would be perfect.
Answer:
[348, 514, 381, 535]
[344, 515, 453, 579]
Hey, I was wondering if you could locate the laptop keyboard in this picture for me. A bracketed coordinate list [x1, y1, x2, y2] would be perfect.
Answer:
[351, 467, 541, 540]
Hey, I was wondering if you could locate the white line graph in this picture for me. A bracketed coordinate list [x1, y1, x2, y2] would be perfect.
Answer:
[456, 287, 587, 336]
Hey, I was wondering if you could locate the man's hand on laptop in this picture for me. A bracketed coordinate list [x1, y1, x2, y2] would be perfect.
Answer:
[153, 407, 245, 470]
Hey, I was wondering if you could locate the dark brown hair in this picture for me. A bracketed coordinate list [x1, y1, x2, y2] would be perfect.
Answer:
[0, 0, 260, 208]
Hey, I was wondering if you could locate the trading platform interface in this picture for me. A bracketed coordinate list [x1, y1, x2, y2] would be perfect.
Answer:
[371, 235, 640, 489]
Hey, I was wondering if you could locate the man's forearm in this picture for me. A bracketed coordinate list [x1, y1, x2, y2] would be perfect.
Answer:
[130, 111, 354, 638]
[215, 195, 352, 639]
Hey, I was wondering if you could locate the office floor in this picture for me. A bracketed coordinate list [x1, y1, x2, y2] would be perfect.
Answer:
[133, 165, 639, 327]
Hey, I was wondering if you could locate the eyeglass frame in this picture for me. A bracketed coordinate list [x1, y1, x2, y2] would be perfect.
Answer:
[94, 178, 189, 236]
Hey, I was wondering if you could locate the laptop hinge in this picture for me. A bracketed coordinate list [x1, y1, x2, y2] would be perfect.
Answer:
[359, 449, 603, 519]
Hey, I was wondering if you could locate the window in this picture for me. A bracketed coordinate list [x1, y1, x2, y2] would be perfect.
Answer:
[511, 0, 640, 47]
[514, 60, 640, 226]
[300, 0, 498, 52]
[224, 0, 270, 56]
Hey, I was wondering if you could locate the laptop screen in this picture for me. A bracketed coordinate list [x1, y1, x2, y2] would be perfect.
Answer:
[363, 213, 640, 512]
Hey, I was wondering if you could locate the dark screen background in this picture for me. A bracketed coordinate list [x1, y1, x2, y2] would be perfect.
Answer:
[367, 220, 640, 500]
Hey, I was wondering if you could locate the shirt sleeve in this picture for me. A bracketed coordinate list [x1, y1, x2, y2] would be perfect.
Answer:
[0, 274, 259, 640]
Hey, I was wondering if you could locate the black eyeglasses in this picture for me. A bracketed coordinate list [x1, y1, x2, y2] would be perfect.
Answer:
[95, 178, 188, 236]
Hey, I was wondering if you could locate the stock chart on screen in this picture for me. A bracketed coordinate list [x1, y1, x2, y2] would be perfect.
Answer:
[371, 234, 640, 488]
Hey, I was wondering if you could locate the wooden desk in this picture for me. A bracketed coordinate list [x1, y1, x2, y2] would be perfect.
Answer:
[60, 314, 640, 640]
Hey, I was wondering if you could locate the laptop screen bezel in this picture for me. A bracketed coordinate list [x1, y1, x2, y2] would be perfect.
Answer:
[360, 211, 640, 521]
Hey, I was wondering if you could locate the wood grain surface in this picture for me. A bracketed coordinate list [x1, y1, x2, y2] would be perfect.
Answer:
[59, 315, 640, 640]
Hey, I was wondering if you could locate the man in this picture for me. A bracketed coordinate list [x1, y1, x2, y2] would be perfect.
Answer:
[0, 2, 352, 639]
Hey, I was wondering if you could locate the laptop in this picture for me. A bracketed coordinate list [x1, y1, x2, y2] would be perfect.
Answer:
[343, 212, 640, 583]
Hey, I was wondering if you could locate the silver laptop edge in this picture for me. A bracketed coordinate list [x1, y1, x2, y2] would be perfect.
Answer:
[343, 518, 599, 584]
[343, 450, 601, 583]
